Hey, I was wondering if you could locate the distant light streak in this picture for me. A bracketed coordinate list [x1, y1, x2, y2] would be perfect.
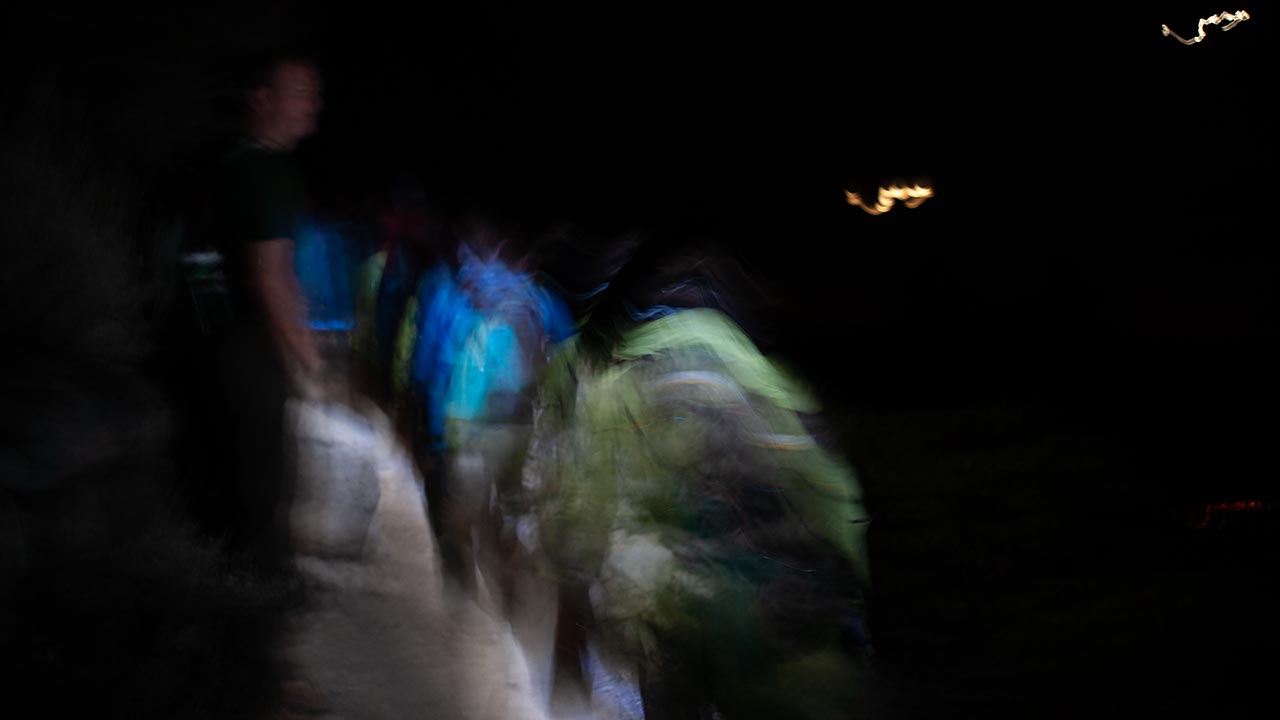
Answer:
[1162, 10, 1251, 45]
[844, 181, 934, 216]
[1190, 499, 1269, 529]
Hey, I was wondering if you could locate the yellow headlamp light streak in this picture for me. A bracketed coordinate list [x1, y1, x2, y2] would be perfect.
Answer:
[844, 182, 935, 216]
[1162, 10, 1251, 45]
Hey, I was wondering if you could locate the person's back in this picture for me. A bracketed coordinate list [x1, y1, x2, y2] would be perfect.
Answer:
[526, 242, 873, 718]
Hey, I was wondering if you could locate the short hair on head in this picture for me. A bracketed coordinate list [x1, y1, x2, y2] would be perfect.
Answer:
[242, 48, 319, 93]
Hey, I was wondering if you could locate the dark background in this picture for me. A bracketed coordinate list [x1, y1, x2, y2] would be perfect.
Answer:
[6, 3, 1274, 396]
[3, 3, 1276, 717]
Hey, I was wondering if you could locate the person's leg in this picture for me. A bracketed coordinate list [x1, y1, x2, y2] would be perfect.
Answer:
[221, 324, 292, 578]
[443, 442, 490, 601]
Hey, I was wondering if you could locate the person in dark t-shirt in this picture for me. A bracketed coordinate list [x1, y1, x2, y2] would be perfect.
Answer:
[204, 54, 324, 576]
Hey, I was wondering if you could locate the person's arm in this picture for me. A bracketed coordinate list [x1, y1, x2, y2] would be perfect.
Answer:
[249, 238, 323, 386]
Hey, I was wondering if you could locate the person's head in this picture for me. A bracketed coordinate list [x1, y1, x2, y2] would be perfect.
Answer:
[246, 55, 322, 151]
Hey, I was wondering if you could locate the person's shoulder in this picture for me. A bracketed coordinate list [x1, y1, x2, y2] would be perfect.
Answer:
[219, 138, 270, 165]
[218, 140, 301, 192]
[212, 139, 257, 178]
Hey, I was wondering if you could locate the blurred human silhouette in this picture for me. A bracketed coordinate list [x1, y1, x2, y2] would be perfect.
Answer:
[521, 235, 874, 719]
[172, 51, 325, 582]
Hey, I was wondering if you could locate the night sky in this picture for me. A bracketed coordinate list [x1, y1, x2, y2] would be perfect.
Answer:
[3, 3, 1277, 718]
